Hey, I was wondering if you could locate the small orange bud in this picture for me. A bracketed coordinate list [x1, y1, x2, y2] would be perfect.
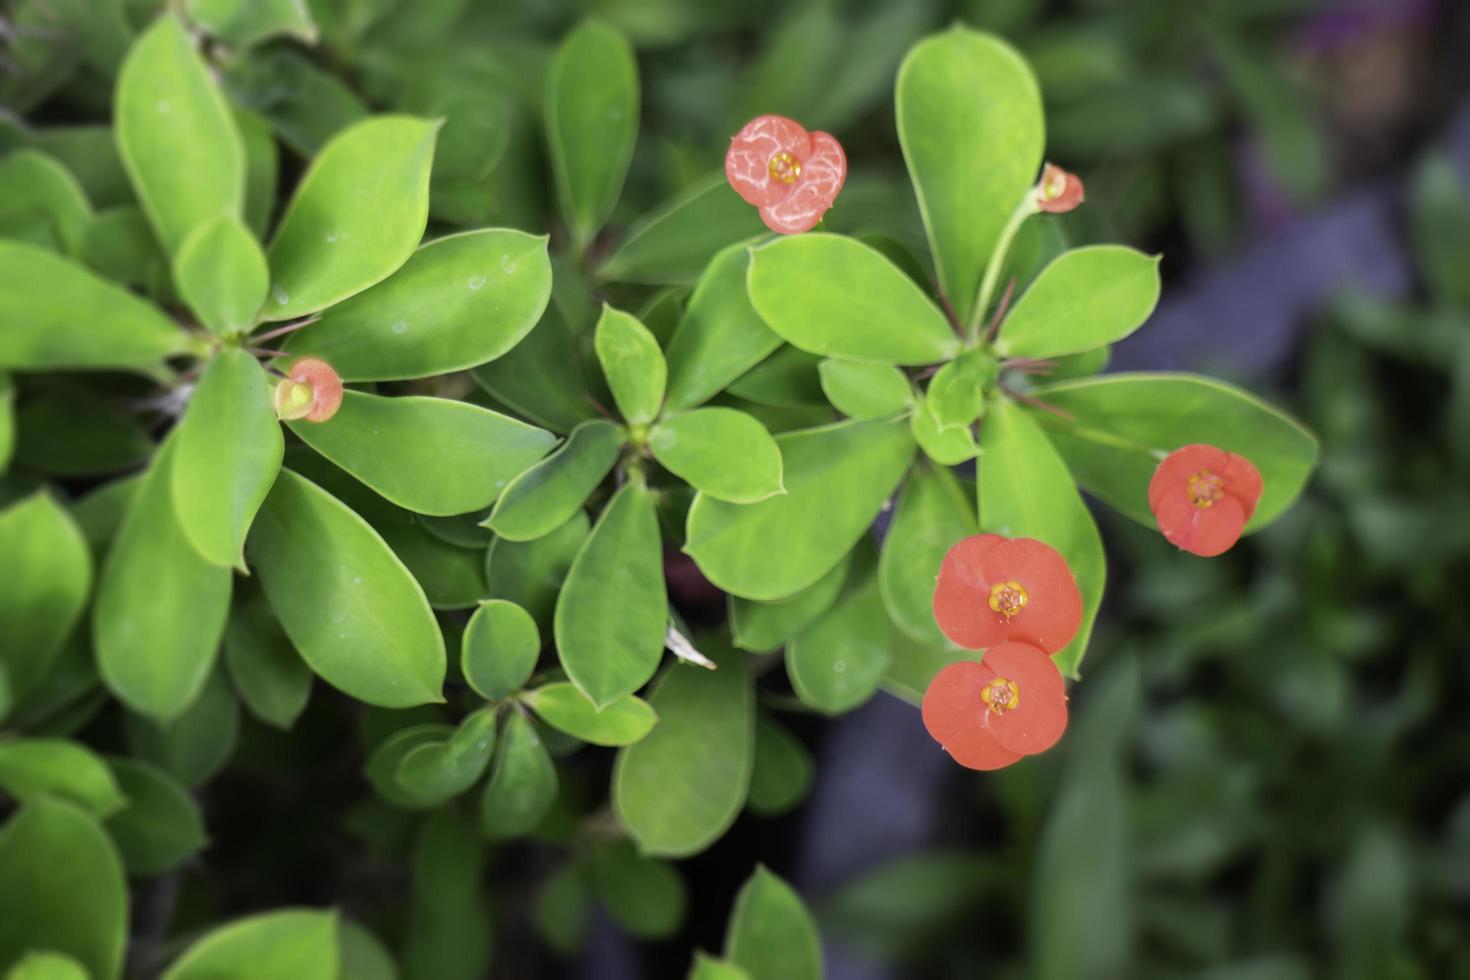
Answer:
[1036, 163, 1084, 214]
[276, 357, 343, 423]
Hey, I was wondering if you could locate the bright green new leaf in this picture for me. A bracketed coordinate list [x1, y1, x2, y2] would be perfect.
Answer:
[461, 599, 541, 700]
[979, 399, 1105, 678]
[547, 20, 639, 247]
[95, 437, 232, 722]
[686, 418, 914, 600]
[186, 0, 318, 48]
[725, 866, 822, 980]
[0, 242, 185, 371]
[0, 493, 90, 711]
[525, 683, 657, 747]
[590, 841, 686, 939]
[395, 708, 498, 804]
[747, 234, 958, 364]
[282, 229, 553, 381]
[650, 408, 785, 503]
[224, 588, 312, 730]
[0, 150, 93, 257]
[910, 396, 978, 465]
[248, 469, 445, 707]
[1033, 373, 1319, 532]
[729, 551, 852, 654]
[0, 799, 127, 980]
[289, 391, 555, 517]
[689, 954, 751, 980]
[613, 639, 753, 858]
[896, 27, 1043, 325]
[485, 419, 622, 541]
[479, 711, 558, 839]
[485, 513, 589, 634]
[160, 909, 338, 980]
[879, 464, 975, 644]
[925, 348, 991, 430]
[997, 246, 1162, 360]
[554, 480, 667, 708]
[103, 757, 208, 876]
[787, 553, 894, 714]
[115, 14, 244, 254]
[594, 305, 666, 425]
[172, 215, 269, 335]
[4, 952, 89, 980]
[123, 669, 240, 787]
[172, 349, 284, 568]
[0, 739, 124, 817]
[664, 244, 782, 413]
[264, 116, 439, 320]
[747, 714, 813, 817]
[598, 172, 767, 285]
[818, 360, 912, 419]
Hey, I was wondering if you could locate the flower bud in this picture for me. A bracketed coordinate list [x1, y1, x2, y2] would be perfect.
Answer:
[1036, 163, 1085, 214]
[274, 357, 343, 423]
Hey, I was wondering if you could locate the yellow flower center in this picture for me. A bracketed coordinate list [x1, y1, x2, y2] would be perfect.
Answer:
[1187, 470, 1225, 509]
[769, 151, 801, 185]
[1042, 169, 1067, 200]
[982, 677, 1021, 715]
[987, 580, 1028, 619]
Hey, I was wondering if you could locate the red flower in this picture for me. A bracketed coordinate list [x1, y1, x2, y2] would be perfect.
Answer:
[932, 534, 1083, 654]
[275, 357, 343, 423]
[1148, 443, 1264, 557]
[922, 642, 1069, 770]
[1035, 163, 1084, 214]
[725, 114, 846, 235]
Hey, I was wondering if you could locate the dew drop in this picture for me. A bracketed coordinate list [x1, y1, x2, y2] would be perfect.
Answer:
[467, 275, 487, 291]
[325, 230, 340, 244]
[833, 660, 847, 673]
[156, 99, 172, 114]
[328, 605, 348, 624]
[391, 320, 408, 335]
[352, 576, 362, 585]
[499, 255, 517, 274]
[272, 284, 290, 306]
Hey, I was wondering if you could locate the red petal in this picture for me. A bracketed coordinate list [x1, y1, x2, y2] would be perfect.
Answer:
[290, 357, 343, 423]
[1223, 452, 1264, 521]
[758, 131, 846, 235]
[979, 642, 1068, 755]
[932, 534, 1007, 649]
[980, 538, 1083, 654]
[725, 114, 811, 208]
[922, 661, 1023, 771]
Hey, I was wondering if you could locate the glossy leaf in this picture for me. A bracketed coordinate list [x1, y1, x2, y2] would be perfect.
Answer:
[555, 481, 667, 708]
[478, 711, 558, 839]
[172, 349, 284, 568]
[0, 493, 91, 710]
[590, 841, 686, 939]
[650, 408, 785, 503]
[911, 397, 978, 465]
[0, 242, 185, 371]
[594, 306, 666, 425]
[787, 552, 894, 714]
[0, 739, 124, 817]
[224, 588, 312, 729]
[123, 669, 240, 787]
[173, 215, 269, 335]
[485, 420, 621, 541]
[96, 437, 232, 722]
[924, 348, 990, 430]
[725, 866, 822, 980]
[115, 13, 244, 253]
[879, 464, 975, 644]
[525, 683, 657, 746]
[290, 391, 555, 516]
[264, 116, 439, 320]
[282, 229, 553, 381]
[248, 469, 445, 707]
[747, 714, 813, 817]
[729, 551, 852, 654]
[395, 708, 498, 804]
[186, 0, 318, 48]
[818, 359, 911, 419]
[613, 639, 753, 857]
[461, 599, 540, 701]
[365, 724, 454, 810]
[160, 910, 338, 980]
[685, 418, 914, 600]
[747, 234, 958, 364]
[897, 27, 1043, 325]
[102, 757, 208, 876]
[484, 512, 589, 634]
[997, 247, 1162, 360]
[598, 172, 767, 285]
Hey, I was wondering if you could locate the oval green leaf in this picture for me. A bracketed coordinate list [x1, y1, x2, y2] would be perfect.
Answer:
[0, 492, 90, 711]
[224, 587, 312, 730]
[747, 714, 813, 817]
[818, 359, 912, 419]
[471, 305, 597, 433]
[395, 708, 498, 804]
[478, 711, 558, 839]
[729, 551, 852, 654]
[594, 305, 666, 425]
[787, 554, 894, 715]
[485, 419, 621, 542]
[4, 952, 89, 980]
[173, 215, 268, 335]
[589, 840, 686, 939]
[650, 408, 784, 504]
[664, 244, 781, 413]
[878, 463, 975, 645]
[910, 398, 978, 466]
[462, 599, 541, 701]
[725, 866, 822, 980]
[122, 669, 240, 788]
[525, 683, 657, 747]
[102, 756, 208, 876]
[0, 739, 124, 817]
[0, 150, 93, 257]
[997, 246, 1162, 360]
[597, 172, 766, 285]
[160, 910, 338, 980]
[485, 512, 589, 634]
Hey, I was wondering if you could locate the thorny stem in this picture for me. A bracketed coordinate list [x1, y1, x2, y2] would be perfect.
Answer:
[982, 276, 1018, 345]
[966, 194, 1040, 342]
[250, 316, 319, 344]
[1001, 385, 1073, 420]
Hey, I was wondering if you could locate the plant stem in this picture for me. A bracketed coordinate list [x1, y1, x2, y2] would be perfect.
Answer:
[966, 194, 1039, 343]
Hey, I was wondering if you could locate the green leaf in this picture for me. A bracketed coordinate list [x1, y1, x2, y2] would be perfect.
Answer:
[4, 952, 88, 980]
[0, 739, 124, 817]
[337, 921, 398, 980]
[879, 464, 975, 645]
[725, 866, 822, 980]
[689, 954, 751, 980]
[395, 708, 498, 804]
[686, 418, 914, 600]
[123, 669, 240, 787]
[96, 437, 232, 722]
[978, 399, 1104, 678]
[102, 756, 208, 876]
[0, 799, 127, 980]
[925, 348, 991, 430]
[478, 711, 557, 838]
[0, 493, 90, 711]
[471, 305, 597, 433]
[404, 806, 490, 980]
[461, 599, 540, 701]
[289, 391, 555, 517]
[554, 480, 666, 708]
[1410, 153, 1470, 308]
[725, 347, 826, 408]
[12, 386, 153, 478]
[818, 360, 911, 419]
[0, 150, 93, 257]
[224, 587, 312, 729]
[729, 552, 852, 654]
[485, 420, 622, 541]
[81, 206, 170, 293]
[172, 349, 284, 568]
[1033, 373, 1320, 532]
[485, 513, 589, 634]
[787, 550, 894, 715]
[589, 840, 686, 939]
[234, 107, 278, 240]
[172, 215, 269, 335]
[0, 375, 11, 473]
[364, 723, 453, 809]
[910, 397, 978, 466]
[0, 242, 185, 371]
[747, 713, 813, 817]
[896, 26, 1043, 325]
[248, 469, 445, 707]
[160, 910, 338, 980]
[115, 13, 244, 254]
[594, 306, 666, 425]
[534, 863, 591, 954]
[613, 638, 753, 857]
[525, 683, 657, 746]
[264, 116, 439, 320]
[546, 20, 639, 247]
[997, 247, 1162, 360]
[664, 244, 781, 413]
[747, 234, 958, 364]
[282, 229, 553, 381]
[598, 172, 767, 285]
[186, 0, 318, 48]
[651, 408, 785, 503]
